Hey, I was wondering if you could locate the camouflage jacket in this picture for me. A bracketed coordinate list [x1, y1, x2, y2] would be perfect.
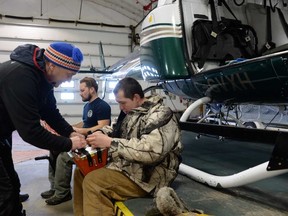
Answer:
[101, 95, 183, 195]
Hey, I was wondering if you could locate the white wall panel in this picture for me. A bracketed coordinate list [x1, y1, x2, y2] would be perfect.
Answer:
[0, 22, 132, 69]
[0, 24, 130, 44]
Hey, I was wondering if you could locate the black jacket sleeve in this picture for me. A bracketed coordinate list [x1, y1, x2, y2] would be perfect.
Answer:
[39, 90, 74, 138]
[0, 64, 72, 152]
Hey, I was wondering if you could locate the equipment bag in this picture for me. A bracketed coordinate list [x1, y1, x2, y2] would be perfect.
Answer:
[191, 0, 258, 68]
[191, 18, 258, 68]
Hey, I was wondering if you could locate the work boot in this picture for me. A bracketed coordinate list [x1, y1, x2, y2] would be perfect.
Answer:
[45, 193, 72, 205]
[40, 189, 55, 199]
[19, 193, 29, 202]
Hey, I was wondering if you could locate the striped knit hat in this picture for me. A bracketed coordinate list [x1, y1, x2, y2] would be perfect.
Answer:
[44, 42, 83, 72]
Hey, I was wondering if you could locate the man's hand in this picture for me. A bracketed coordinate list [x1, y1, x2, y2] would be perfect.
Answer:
[86, 131, 112, 149]
[70, 136, 87, 150]
[73, 127, 84, 134]
[70, 131, 85, 138]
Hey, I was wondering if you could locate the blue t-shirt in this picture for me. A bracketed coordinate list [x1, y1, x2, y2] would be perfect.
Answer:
[82, 97, 111, 128]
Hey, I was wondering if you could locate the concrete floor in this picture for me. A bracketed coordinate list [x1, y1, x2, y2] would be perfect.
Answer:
[17, 160, 74, 216]
[13, 130, 288, 216]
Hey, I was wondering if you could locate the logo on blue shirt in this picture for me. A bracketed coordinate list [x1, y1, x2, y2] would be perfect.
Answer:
[87, 110, 93, 118]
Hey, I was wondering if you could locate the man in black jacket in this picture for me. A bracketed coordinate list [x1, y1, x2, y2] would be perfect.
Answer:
[0, 42, 87, 216]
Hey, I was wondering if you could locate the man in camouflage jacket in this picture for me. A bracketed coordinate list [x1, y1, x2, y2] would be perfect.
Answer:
[73, 77, 183, 216]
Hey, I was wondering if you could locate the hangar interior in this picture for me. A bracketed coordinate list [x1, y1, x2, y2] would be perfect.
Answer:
[0, 0, 166, 122]
[1, 0, 288, 215]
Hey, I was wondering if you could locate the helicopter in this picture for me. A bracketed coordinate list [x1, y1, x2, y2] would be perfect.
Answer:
[93, 0, 288, 188]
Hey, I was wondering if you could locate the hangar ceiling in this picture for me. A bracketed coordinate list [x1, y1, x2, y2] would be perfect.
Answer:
[84, 0, 156, 23]
[0, 0, 158, 27]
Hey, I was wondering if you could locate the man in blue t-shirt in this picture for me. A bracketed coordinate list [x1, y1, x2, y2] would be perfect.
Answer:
[73, 77, 111, 134]
[41, 77, 111, 205]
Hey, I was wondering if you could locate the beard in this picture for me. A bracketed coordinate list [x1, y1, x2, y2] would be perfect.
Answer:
[82, 94, 92, 102]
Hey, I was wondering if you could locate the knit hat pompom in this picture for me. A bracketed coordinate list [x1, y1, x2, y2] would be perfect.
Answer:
[44, 42, 83, 72]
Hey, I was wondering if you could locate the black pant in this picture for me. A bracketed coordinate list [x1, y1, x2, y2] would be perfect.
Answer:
[0, 139, 23, 216]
